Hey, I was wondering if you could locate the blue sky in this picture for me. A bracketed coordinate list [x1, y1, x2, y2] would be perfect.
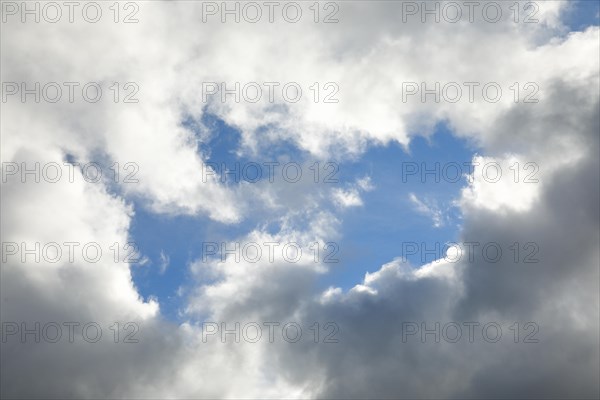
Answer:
[323, 124, 473, 289]
[130, 117, 475, 320]
[564, 0, 600, 31]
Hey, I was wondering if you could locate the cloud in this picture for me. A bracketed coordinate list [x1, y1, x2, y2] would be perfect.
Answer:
[331, 176, 373, 209]
[158, 251, 170, 275]
[409, 192, 445, 227]
[1, 1, 598, 399]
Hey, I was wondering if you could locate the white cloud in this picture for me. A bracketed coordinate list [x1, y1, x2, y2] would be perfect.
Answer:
[409, 192, 445, 227]
[332, 188, 363, 208]
[158, 251, 170, 275]
[1, 1, 598, 398]
[331, 176, 373, 208]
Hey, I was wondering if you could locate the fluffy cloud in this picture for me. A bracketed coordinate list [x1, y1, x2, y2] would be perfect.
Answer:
[1, 1, 598, 398]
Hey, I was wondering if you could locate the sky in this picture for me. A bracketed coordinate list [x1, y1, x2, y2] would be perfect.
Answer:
[130, 120, 473, 319]
[1, 1, 599, 399]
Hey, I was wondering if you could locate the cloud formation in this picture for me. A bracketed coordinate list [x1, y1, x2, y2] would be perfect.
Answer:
[1, 1, 598, 398]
